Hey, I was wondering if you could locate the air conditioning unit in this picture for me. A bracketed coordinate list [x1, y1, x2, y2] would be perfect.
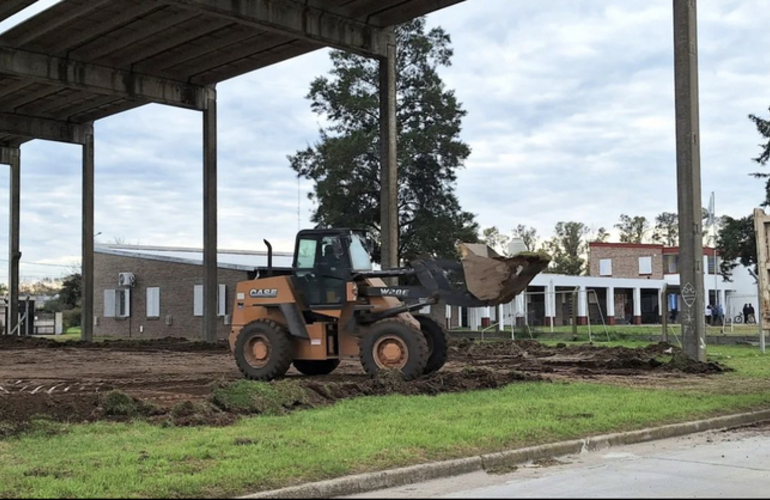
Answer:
[118, 272, 135, 287]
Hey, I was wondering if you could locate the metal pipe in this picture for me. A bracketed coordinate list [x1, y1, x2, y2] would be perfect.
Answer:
[263, 239, 273, 277]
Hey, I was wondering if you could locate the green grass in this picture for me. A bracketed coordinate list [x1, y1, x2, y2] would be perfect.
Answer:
[1, 344, 770, 498]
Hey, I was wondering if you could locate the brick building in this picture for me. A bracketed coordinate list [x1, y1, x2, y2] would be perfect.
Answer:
[94, 244, 293, 339]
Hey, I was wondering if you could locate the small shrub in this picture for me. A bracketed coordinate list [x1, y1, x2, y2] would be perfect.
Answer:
[63, 308, 82, 329]
[102, 391, 138, 417]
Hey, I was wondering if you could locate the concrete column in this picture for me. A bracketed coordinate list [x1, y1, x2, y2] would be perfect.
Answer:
[633, 287, 642, 325]
[203, 88, 218, 343]
[379, 29, 398, 273]
[1, 147, 20, 335]
[515, 293, 525, 326]
[658, 287, 664, 323]
[546, 281, 556, 326]
[577, 286, 588, 325]
[606, 286, 615, 325]
[81, 127, 94, 341]
[674, 0, 706, 361]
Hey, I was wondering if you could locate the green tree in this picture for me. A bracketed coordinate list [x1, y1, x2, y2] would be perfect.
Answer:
[615, 214, 649, 243]
[748, 109, 770, 206]
[289, 18, 478, 262]
[58, 272, 81, 309]
[543, 222, 588, 275]
[481, 226, 510, 255]
[512, 224, 539, 251]
[652, 212, 678, 246]
[588, 226, 609, 243]
[715, 215, 755, 281]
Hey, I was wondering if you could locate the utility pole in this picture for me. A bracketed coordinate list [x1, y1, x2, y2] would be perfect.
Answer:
[673, 0, 706, 362]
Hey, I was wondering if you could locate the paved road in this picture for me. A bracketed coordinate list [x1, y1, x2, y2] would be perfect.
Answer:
[345, 424, 770, 498]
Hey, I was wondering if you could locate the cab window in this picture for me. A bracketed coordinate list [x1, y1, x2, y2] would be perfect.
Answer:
[296, 239, 317, 269]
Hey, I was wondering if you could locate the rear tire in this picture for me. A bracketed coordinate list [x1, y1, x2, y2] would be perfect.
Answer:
[415, 315, 449, 375]
[293, 359, 340, 376]
[234, 320, 293, 381]
[359, 318, 428, 381]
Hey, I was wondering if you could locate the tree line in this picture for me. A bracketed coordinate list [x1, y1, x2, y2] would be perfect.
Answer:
[479, 210, 713, 276]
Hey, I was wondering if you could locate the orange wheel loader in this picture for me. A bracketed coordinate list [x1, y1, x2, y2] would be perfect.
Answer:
[229, 228, 550, 381]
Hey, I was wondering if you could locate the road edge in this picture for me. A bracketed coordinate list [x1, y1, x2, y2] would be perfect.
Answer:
[238, 408, 770, 499]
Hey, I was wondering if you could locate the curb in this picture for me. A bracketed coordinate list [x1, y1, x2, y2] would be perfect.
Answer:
[239, 409, 770, 499]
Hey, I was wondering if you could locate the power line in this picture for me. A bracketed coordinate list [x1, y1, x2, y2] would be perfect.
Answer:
[0, 258, 75, 269]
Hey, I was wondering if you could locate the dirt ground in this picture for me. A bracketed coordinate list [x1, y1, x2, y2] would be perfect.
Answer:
[0, 335, 728, 427]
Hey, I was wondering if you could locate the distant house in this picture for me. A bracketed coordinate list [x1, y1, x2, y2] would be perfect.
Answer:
[94, 244, 293, 340]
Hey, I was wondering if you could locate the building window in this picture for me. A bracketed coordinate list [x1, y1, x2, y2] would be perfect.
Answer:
[664, 254, 679, 274]
[104, 289, 130, 318]
[599, 259, 612, 276]
[706, 255, 719, 274]
[194, 284, 227, 317]
[638, 256, 652, 275]
[146, 287, 160, 318]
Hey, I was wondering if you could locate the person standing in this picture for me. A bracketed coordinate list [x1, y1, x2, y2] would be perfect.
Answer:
[748, 303, 756, 323]
[705, 304, 712, 326]
[743, 303, 750, 324]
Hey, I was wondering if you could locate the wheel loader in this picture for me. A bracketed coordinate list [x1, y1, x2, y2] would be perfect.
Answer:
[228, 228, 550, 381]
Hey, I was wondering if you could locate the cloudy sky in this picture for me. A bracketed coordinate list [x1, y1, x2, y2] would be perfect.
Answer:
[1, 0, 769, 284]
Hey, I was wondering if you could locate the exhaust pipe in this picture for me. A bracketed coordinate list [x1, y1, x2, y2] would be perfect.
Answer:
[263, 239, 273, 277]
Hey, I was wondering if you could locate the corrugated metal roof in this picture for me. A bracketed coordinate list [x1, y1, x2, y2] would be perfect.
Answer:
[95, 244, 294, 271]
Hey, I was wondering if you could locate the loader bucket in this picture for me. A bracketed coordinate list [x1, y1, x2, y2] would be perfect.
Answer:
[457, 243, 551, 306]
[410, 243, 551, 308]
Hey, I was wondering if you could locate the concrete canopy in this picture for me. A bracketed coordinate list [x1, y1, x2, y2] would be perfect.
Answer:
[0, 0, 463, 146]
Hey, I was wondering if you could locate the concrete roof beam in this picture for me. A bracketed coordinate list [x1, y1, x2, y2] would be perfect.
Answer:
[0, 0, 38, 23]
[0, 111, 92, 144]
[0, 47, 211, 110]
[163, 0, 390, 58]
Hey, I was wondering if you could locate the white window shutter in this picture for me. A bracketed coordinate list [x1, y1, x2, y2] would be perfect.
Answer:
[639, 256, 652, 275]
[218, 284, 226, 317]
[104, 289, 116, 318]
[146, 287, 160, 318]
[193, 285, 203, 317]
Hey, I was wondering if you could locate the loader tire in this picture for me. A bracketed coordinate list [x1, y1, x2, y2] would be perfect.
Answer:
[359, 318, 428, 381]
[415, 316, 449, 375]
[234, 320, 293, 381]
[293, 359, 340, 376]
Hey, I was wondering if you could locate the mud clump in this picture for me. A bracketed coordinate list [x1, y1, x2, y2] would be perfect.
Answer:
[304, 367, 541, 402]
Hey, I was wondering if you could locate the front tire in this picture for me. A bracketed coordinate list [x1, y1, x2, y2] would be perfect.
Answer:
[234, 320, 293, 381]
[359, 318, 428, 381]
[293, 359, 340, 376]
[415, 316, 449, 375]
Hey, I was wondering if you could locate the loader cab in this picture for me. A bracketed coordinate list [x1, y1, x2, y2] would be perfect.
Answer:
[292, 229, 372, 307]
